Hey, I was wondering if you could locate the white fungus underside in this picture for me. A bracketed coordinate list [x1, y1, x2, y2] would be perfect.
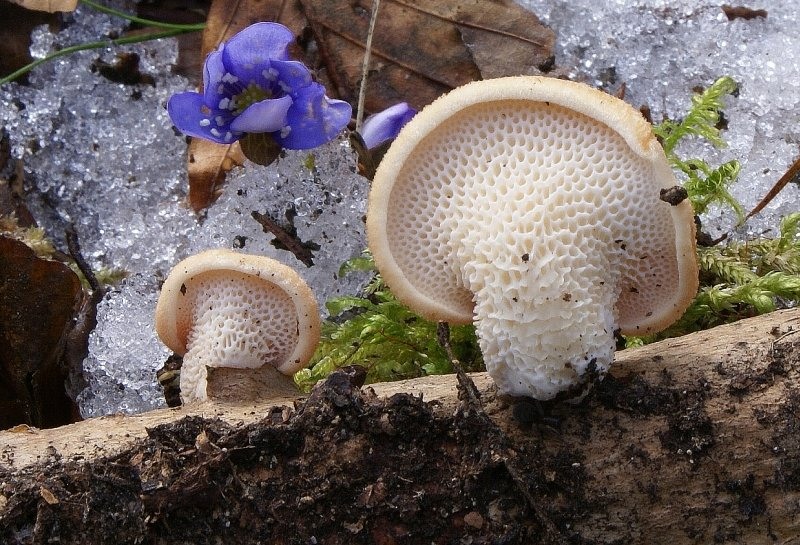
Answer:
[177, 270, 299, 402]
[387, 101, 681, 399]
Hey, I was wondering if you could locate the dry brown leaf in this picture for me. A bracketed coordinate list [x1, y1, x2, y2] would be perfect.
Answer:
[299, 0, 555, 112]
[187, 139, 246, 212]
[39, 486, 59, 505]
[5, 0, 76, 12]
[0, 236, 82, 429]
[204, 0, 306, 54]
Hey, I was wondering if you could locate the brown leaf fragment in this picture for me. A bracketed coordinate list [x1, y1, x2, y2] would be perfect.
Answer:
[187, 139, 245, 212]
[300, 0, 555, 112]
[6, 0, 76, 13]
[92, 52, 155, 86]
[0, 3, 58, 83]
[722, 5, 768, 20]
[445, 1, 556, 79]
[204, 0, 307, 57]
[0, 236, 82, 429]
[39, 486, 59, 505]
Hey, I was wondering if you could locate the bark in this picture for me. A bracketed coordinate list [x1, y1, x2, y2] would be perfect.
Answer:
[2, 308, 800, 544]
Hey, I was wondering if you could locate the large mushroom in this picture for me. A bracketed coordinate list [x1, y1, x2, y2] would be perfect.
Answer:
[366, 76, 698, 400]
[155, 249, 320, 404]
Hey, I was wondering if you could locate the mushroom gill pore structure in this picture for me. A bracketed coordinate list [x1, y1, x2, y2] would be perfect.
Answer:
[155, 249, 320, 403]
[366, 76, 698, 400]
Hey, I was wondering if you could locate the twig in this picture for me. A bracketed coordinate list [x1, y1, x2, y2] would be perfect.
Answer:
[744, 154, 800, 223]
[65, 224, 100, 292]
[64, 225, 107, 398]
[355, 0, 382, 130]
[436, 321, 481, 406]
[251, 210, 317, 267]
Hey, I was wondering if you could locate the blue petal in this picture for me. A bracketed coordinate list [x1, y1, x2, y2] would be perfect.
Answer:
[359, 102, 417, 149]
[230, 95, 293, 133]
[202, 48, 228, 109]
[167, 92, 240, 144]
[268, 59, 313, 95]
[276, 83, 352, 149]
[222, 23, 294, 84]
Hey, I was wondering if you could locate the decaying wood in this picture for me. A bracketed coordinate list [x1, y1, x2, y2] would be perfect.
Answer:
[2, 308, 800, 544]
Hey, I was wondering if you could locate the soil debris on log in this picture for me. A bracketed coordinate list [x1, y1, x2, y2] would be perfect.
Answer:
[0, 368, 576, 544]
[2, 310, 800, 544]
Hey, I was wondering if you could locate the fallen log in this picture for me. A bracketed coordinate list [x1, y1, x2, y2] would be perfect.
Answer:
[1, 308, 799, 544]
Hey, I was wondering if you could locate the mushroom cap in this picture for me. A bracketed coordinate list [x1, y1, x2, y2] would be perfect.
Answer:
[155, 249, 320, 375]
[366, 76, 698, 337]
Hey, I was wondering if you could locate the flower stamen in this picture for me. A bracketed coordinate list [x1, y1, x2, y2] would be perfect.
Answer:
[233, 82, 272, 115]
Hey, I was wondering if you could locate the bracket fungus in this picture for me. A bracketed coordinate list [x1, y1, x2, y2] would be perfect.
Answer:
[155, 249, 320, 404]
[366, 76, 698, 400]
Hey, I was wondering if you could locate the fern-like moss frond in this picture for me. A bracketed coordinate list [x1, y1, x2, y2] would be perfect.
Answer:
[295, 252, 481, 391]
[653, 76, 738, 155]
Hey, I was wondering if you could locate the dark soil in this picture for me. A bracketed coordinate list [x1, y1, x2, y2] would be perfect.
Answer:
[0, 368, 582, 545]
[3, 331, 799, 545]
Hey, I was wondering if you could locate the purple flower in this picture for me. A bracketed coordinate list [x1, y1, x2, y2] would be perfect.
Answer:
[359, 102, 416, 149]
[167, 22, 351, 150]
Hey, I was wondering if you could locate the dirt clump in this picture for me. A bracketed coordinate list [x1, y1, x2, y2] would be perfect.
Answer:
[0, 368, 576, 545]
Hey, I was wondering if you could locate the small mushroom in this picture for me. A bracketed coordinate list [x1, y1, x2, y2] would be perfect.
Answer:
[366, 76, 698, 400]
[155, 249, 320, 404]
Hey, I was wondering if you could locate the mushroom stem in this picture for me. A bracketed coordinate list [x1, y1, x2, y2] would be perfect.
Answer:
[177, 270, 301, 404]
[467, 249, 618, 400]
[206, 365, 300, 403]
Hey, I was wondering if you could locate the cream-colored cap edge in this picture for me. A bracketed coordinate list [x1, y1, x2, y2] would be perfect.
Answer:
[154, 248, 321, 375]
[367, 75, 698, 333]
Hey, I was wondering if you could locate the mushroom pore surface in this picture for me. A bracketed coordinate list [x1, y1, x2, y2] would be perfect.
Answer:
[155, 249, 321, 403]
[367, 77, 698, 399]
[177, 270, 302, 402]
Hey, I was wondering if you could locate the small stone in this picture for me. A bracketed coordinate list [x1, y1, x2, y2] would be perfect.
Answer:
[463, 511, 484, 529]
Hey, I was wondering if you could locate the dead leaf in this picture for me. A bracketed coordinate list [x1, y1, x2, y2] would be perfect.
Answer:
[39, 486, 59, 505]
[5, 0, 77, 13]
[299, 0, 556, 112]
[187, 139, 245, 212]
[92, 52, 155, 86]
[0, 236, 82, 429]
[722, 5, 768, 20]
[204, 0, 306, 54]
[0, 3, 58, 83]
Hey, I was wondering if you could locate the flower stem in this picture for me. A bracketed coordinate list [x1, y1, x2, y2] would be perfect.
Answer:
[79, 0, 206, 31]
[355, 0, 381, 130]
[0, 29, 194, 86]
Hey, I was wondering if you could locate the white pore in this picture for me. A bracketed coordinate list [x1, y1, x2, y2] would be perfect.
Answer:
[178, 270, 299, 402]
[384, 101, 683, 399]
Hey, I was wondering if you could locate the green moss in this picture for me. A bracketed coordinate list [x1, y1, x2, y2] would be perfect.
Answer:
[653, 76, 744, 222]
[295, 252, 482, 391]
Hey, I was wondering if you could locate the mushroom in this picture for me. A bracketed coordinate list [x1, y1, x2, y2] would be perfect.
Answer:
[155, 249, 320, 404]
[366, 76, 698, 400]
